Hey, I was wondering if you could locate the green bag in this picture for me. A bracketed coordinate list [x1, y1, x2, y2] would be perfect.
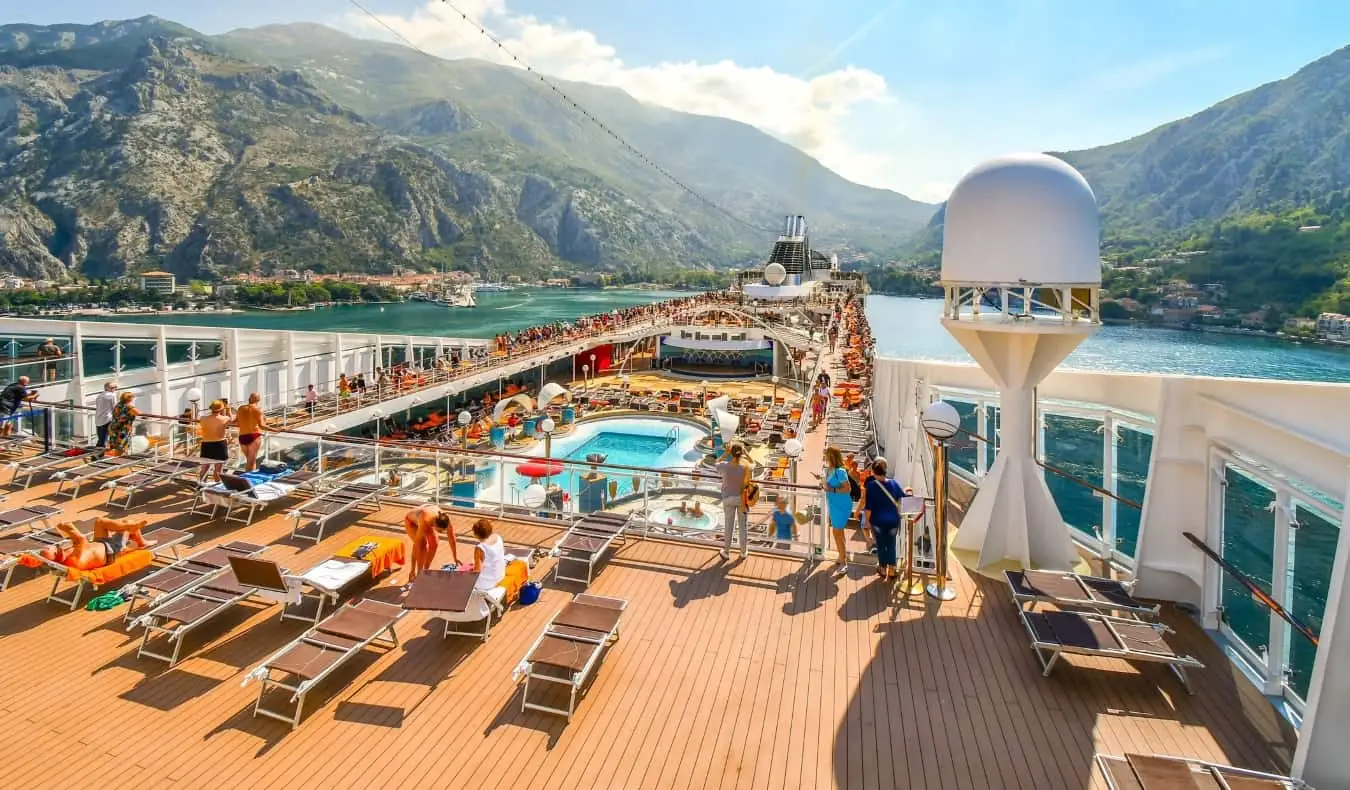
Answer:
[86, 591, 125, 611]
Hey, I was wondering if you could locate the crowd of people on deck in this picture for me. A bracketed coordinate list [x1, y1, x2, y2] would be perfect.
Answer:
[488, 293, 718, 355]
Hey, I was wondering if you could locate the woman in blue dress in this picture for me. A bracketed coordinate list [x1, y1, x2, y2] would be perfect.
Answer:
[855, 457, 904, 580]
[822, 446, 856, 577]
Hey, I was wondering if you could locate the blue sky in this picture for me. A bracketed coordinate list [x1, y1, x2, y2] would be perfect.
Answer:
[4, 0, 1348, 202]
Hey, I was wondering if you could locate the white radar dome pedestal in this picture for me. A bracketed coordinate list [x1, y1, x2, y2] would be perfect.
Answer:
[940, 153, 1102, 573]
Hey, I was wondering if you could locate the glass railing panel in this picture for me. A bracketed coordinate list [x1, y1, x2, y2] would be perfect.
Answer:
[1220, 464, 1276, 663]
[948, 399, 979, 475]
[1114, 424, 1152, 557]
[982, 404, 1000, 471]
[1042, 413, 1103, 539]
[1288, 500, 1340, 701]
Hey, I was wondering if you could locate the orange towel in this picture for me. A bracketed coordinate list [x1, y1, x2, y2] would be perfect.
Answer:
[500, 559, 528, 604]
[335, 536, 406, 578]
[19, 549, 155, 585]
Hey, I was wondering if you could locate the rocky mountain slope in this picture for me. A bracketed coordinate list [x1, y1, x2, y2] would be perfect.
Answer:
[217, 23, 936, 254]
[0, 17, 935, 282]
[1057, 44, 1350, 234]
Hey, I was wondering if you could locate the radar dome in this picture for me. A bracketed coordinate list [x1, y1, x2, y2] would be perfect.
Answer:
[763, 262, 787, 286]
[941, 153, 1100, 286]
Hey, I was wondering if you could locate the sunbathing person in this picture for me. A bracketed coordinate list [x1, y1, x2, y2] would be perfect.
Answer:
[402, 504, 460, 588]
[39, 517, 153, 570]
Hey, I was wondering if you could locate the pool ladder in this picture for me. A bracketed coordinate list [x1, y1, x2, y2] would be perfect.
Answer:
[665, 425, 679, 444]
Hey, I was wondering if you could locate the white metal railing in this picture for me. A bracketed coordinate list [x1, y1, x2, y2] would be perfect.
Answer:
[35, 402, 844, 564]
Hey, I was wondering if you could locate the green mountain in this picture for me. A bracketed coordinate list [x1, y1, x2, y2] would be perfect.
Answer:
[216, 24, 934, 252]
[1057, 44, 1350, 235]
[0, 16, 934, 282]
[901, 44, 1350, 314]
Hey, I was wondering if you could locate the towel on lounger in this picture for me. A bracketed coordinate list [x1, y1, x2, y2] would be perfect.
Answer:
[500, 560, 528, 604]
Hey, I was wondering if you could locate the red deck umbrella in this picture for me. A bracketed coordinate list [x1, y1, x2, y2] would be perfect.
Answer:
[516, 460, 565, 478]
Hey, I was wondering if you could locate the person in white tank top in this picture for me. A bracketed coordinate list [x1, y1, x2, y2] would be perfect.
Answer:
[471, 518, 507, 591]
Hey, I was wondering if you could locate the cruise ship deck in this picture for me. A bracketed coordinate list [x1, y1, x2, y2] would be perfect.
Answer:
[0, 478, 1295, 789]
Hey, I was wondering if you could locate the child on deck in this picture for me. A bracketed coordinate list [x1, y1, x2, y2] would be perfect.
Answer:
[769, 499, 797, 545]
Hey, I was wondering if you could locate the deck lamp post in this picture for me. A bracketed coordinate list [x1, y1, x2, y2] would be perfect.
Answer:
[589, 353, 596, 383]
[701, 380, 709, 408]
[582, 364, 589, 394]
[922, 400, 960, 602]
[458, 409, 471, 448]
[771, 375, 779, 402]
[185, 387, 202, 421]
[540, 417, 556, 487]
[783, 436, 803, 514]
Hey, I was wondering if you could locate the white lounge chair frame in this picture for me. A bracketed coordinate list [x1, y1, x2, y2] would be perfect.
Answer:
[103, 458, 207, 510]
[131, 557, 290, 666]
[6, 446, 100, 488]
[1019, 608, 1204, 693]
[515, 593, 627, 721]
[0, 524, 82, 591]
[31, 527, 193, 610]
[279, 555, 374, 627]
[1095, 753, 1309, 790]
[549, 512, 632, 587]
[120, 540, 268, 622]
[188, 468, 331, 525]
[245, 601, 407, 729]
[288, 483, 387, 543]
[1005, 569, 1159, 619]
[53, 455, 149, 499]
[0, 504, 61, 540]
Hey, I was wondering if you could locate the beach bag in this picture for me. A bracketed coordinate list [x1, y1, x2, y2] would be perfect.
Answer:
[741, 463, 760, 511]
[519, 581, 542, 606]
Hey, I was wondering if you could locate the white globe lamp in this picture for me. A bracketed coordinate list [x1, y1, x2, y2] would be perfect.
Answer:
[540, 417, 556, 434]
[783, 437, 803, 459]
[921, 401, 961, 441]
[458, 410, 472, 426]
[521, 483, 548, 509]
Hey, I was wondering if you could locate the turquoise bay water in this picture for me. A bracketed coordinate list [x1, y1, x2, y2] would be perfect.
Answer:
[85, 288, 692, 338]
[866, 295, 1350, 383]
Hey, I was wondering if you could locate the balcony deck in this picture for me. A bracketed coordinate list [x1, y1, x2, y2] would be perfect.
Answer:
[0, 475, 1296, 789]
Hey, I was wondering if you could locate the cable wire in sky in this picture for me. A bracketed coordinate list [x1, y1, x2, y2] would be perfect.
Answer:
[346, 0, 781, 236]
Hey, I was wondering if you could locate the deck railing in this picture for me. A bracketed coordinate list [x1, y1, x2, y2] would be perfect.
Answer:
[32, 401, 847, 564]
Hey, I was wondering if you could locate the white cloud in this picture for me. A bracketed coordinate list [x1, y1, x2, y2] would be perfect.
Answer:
[343, 0, 912, 195]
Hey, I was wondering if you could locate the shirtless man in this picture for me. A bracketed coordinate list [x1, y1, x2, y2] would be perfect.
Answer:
[198, 400, 232, 481]
[402, 503, 460, 588]
[233, 392, 266, 472]
[39, 517, 153, 570]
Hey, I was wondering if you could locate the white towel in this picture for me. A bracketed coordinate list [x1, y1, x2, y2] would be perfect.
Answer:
[255, 576, 303, 605]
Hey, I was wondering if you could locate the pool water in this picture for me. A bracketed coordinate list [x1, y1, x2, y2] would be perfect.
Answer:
[652, 506, 716, 530]
[566, 432, 675, 468]
[474, 416, 708, 505]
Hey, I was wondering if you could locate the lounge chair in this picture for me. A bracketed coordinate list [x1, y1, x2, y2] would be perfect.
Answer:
[0, 523, 82, 591]
[103, 457, 212, 510]
[401, 569, 504, 641]
[550, 512, 633, 587]
[282, 553, 380, 626]
[1096, 753, 1308, 789]
[288, 482, 387, 543]
[190, 468, 326, 525]
[120, 540, 268, 622]
[52, 455, 150, 499]
[131, 554, 293, 666]
[1018, 609, 1204, 693]
[243, 598, 406, 729]
[0, 504, 61, 539]
[1005, 569, 1159, 619]
[23, 526, 193, 610]
[6, 446, 101, 488]
[513, 592, 627, 721]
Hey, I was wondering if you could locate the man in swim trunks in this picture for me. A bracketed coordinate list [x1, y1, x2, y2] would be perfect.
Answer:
[402, 504, 460, 588]
[197, 400, 232, 481]
[39, 517, 153, 570]
[233, 392, 267, 472]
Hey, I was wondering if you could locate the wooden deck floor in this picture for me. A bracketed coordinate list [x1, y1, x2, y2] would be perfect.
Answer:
[0, 472, 1297, 789]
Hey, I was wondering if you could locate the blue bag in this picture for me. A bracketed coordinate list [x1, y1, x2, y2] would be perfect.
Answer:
[519, 581, 542, 605]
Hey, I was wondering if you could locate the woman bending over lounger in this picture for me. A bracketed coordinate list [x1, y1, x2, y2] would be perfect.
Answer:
[39, 517, 152, 570]
[402, 504, 460, 588]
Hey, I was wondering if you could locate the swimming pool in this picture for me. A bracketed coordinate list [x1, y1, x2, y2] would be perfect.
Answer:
[475, 416, 709, 505]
